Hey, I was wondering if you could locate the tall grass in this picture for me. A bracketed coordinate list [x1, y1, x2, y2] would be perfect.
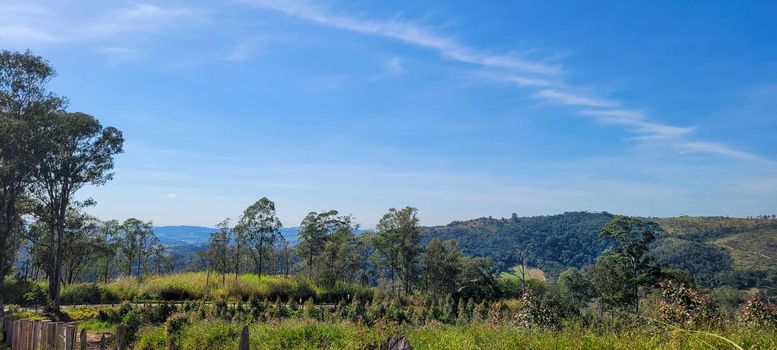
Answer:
[135, 319, 777, 350]
[95, 272, 372, 303]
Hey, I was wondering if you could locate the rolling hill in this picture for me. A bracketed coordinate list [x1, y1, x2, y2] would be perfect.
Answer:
[420, 212, 777, 292]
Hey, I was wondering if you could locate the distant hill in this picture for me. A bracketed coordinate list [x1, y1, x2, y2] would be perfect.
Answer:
[421, 212, 777, 292]
[420, 212, 616, 279]
[154, 226, 303, 246]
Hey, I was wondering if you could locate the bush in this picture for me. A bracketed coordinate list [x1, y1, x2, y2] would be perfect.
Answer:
[134, 326, 167, 350]
[61, 283, 104, 305]
[657, 280, 718, 327]
[740, 290, 777, 328]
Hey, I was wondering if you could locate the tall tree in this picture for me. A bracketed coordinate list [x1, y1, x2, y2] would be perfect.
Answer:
[599, 216, 662, 314]
[0, 50, 63, 316]
[422, 238, 464, 300]
[207, 218, 233, 286]
[296, 210, 344, 273]
[31, 111, 123, 312]
[373, 207, 422, 298]
[118, 218, 155, 279]
[235, 197, 282, 277]
[311, 216, 360, 288]
[97, 219, 121, 283]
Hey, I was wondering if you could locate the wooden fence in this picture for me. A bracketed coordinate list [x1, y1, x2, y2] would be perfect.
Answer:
[2, 317, 412, 350]
[0, 317, 113, 350]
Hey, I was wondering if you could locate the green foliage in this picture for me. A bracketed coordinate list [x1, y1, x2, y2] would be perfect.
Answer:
[422, 212, 615, 279]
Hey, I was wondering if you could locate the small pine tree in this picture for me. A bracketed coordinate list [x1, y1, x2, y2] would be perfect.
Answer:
[456, 298, 468, 325]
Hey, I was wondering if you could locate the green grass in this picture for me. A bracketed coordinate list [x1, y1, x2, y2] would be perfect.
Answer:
[134, 319, 777, 350]
[78, 272, 373, 303]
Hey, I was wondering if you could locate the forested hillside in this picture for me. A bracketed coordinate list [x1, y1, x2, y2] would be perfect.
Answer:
[420, 212, 616, 278]
[421, 212, 777, 293]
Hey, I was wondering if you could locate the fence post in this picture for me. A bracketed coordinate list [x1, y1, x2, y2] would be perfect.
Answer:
[5, 317, 12, 346]
[47, 322, 57, 350]
[238, 325, 249, 350]
[115, 325, 127, 350]
[38, 320, 50, 350]
[386, 335, 412, 350]
[12, 318, 20, 350]
[65, 324, 76, 350]
[80, 328, 87, 350]
[168, 337, 176, 350]
[99, 333, 106, 350]
[56, 322, 66, 350]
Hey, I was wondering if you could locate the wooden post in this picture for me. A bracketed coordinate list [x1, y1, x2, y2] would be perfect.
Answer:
[5, 317, 13, 346]
[65, 324, 76, 350]
[38, 320, 50, 350]
[168, 337, 176, 350]
[115, 325, 127, 350]
[55, 322, 65, 350]
[32, 320, 42, 350]
[46, 322, 57, 350]
[80, 329, 87, 350]
[12, 318, 20, 350]
[238, 325, 249, 350]
[386, 335, 412, 350]
[99, 334, 106, 350]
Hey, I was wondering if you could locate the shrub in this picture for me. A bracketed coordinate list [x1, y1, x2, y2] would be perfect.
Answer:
[164, 312, 191, 337]
[740, 290, 777, 328]
[134, 326, 167, 350]
[61, 283, 103, 305]
[121, 308, 147, 343]
[657, 280, 718, 327]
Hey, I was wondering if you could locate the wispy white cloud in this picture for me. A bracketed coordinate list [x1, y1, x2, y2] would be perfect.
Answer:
[537, 89, 617, 108]
[240, 0, 761, 161]
[0, 2, 194, 46]
[679, 141, 761, 160]
[240, 0, 560, 76]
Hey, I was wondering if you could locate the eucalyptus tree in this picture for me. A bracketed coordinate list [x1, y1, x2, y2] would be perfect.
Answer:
[422, 238, 464, 300]
[296, 210, 345, 273]
[236, 197, 282, 277]
[373, 206, 422, 298]
[118, 218, 156, 279]
[598, 216, 662, 314]
[311, 215, 361, 288]
[207, 218, 233, 285]
[0, 50, 64, 315]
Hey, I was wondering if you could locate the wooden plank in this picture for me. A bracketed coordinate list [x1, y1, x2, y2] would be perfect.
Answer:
[46, 322, 58, 350]
[80, 329, 87, 350]
[32, 320, 41, 350]
[115, 325, 127, 350]
[12, 318, 20, 350]
[37, 320, 50, 350]
[65, 324, 76, 350]
[55, 322, 65, 350]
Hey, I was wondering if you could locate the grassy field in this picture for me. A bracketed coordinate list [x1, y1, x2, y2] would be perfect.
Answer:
[132, 319, 777, 350]
[53, 272, 372, 305]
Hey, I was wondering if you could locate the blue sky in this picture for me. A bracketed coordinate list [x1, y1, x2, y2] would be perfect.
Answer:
[2, 0, 776, 227]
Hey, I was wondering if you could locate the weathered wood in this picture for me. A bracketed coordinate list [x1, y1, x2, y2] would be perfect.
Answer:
[46, 322, 58, 350]
[32, 320, 41, 350]
[37, 320, 50, 350]
[238, 325, 249, 350]
[12, 318, 20, 350]
[65, 324, 76, 350]
[386, 335, 412, 350]
[55, 322, 65, 350]
[99, 334, 106, 350]
[80, 329, 87, 350]
[115, 325, 127, 350]
[168, 337, 176, 350]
